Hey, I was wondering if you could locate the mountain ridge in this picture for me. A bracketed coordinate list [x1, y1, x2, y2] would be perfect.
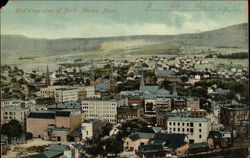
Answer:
[1, 23, 248, 63]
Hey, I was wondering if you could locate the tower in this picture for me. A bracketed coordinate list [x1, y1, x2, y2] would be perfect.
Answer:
[140, 69, 145, 87]
[45, 65, 51, 86]
[172, 82, 177, 97]
[109, 63, 117, 93]
[90, 57, 95, 87]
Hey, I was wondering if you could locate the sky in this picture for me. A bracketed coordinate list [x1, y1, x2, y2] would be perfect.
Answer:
[1, 1, 248, 39]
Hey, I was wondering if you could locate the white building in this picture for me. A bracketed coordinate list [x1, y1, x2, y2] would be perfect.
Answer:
[167, 117, 211, 143]
[81, 98, 125, 123]
[55, 88, 78, 103]
[1, 106, 30, 125]
[81, 119, 104, 140]
[1, 99, 21, 107]
[40, 85, 68, 98]
[85, 86, 101, 98]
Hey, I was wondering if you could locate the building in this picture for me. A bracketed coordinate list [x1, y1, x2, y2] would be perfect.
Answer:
[40, 85, 66, 98]
[47, 101, 81, 111]
[155, 98, 172, 114]
[137, 133, 189, 157]
[35, 97, 56, 105]
[55, 88, 78, 103]
[117, 106, 144, 122]
[186, 97, 200, 110]
[123, 132, 155, 151]
[1, 98, 21, 107]
[189, 109, 207, 118]
[1, 106, 30, 125]
[27, 109, 82, 142]
[81, 119, 104, 140]
[81, 98, 125, 123]
[167, 117, 211, 143]
[220, 103, 249, 128]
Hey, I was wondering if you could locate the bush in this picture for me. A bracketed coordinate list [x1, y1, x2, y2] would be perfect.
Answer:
[26, 132, 33, 140]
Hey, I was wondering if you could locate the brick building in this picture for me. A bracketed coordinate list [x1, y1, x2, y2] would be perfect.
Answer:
[117, 106, 144, 122]
[26, 109, 82, 142]
[220, 103, 249, 128]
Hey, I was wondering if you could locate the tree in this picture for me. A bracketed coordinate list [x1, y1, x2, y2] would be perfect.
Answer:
[1, 120, 23, 143]
[102, 123, 113, 137]
[85, 136, 106, 157]
[104, 137, 123, 156]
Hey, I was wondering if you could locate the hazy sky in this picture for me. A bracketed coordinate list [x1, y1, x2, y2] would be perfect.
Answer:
[1, 1, 248, 39]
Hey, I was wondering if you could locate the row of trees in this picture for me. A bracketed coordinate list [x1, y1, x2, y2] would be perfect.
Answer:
[205, 52, 248, 59]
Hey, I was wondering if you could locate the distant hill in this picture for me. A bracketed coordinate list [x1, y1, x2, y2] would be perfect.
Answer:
[1, 23, 248, 62]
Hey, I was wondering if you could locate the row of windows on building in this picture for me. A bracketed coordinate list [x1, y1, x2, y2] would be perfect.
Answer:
[82, 106, 116, 109]
[168, 127, 202, 133]
[82, 102, 117, 106]
[169, 122, 202, 127]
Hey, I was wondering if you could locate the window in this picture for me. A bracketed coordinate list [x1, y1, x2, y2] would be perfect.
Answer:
[170, 128, 172, 130]
[199, 123, 202, 127]
[182, 123, 184, 126]
[190, 128, 194, 133]
[190, 123, 194, 127]
[86, 131, 88, 135]
[182, 128, 184, 132]
[199, 129, 202, 133]
[199, 135, 202, 138]
[187, 123, 189, 126]
[178, 128, 180, 131]
[173, 122, 176, 126]
[178, 122, 180, 126]
[187, 128, 189, 132]
[169, 122, 172, 125]
[173, 128, 176, 131]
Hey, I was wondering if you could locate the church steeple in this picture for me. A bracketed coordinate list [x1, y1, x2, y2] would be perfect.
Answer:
[140, 69, 145, 87]
[90, 57, 95, 87]
[109, 63, 114, 81]
[45, 65, 51, 86]
[172, 82, 177, 97]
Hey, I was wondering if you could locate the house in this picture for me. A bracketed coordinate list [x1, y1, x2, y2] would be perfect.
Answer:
[109, 123, 121, 136]
[123, 132, 155, 151]
[81, 119, 104, 140]
[137, 133, 189, 157]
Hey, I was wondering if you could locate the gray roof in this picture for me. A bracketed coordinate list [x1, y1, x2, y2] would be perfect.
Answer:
[139, 86, 159, 94]
[141, 144, 164, 153]
[95, 83, 110, 92]
[43, 150, 63, 158]
[128, 132, 155, 141]
[168, 117, 208, 122]
[83, 119, 101, 123]
[48, 144, 69, 151]
[149, 133, 187, 148]
[48, 101, 81, 110]
[189, 142, 208, 149]
[68, 128, 82, 137]
[155, 69, 174, 77]
[27, 111, 55, 119]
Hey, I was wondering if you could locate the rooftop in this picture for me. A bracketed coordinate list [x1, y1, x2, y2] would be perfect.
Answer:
[83, 119, 102, 123]
[168, 117, 208, 122]
[27, 111, 56, 119]
[128, 132, 155, 141]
